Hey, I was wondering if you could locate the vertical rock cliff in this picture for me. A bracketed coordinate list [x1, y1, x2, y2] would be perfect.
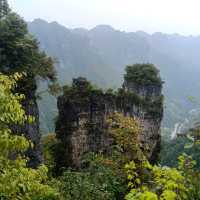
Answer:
[56, 77, 115, 168]
[56, 64, 163, 169]
[122, 64, 163, 162]
[123, 81, 163, 162]
[2, 77, 43, 168]
[15, 78, 43, 168]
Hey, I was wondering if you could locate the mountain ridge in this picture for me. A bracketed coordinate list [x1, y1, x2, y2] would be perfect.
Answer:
[31, 18, 200, 38]
[28, 19, 200, 133]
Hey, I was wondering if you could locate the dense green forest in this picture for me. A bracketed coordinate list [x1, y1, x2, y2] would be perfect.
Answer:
[1, 0, 200, 199]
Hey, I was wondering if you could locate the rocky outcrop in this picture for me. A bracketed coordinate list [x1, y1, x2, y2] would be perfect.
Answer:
[23, 94, 43, 168]
[56, 78, 115, 168]
[14, 78, 43, 168]
[56, 66, 163, 169]
[123, 80, 163, 162]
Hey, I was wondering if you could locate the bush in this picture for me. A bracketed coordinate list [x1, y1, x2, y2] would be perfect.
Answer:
[0, 73, 59, 200]
[124, 64, 162, 86]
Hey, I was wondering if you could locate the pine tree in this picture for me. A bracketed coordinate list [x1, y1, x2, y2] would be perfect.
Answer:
[0, 0, 10, 18]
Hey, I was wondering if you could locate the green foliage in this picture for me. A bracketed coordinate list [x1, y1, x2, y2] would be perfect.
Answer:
[42, 133, 58, 174]
[0, 0, 10, 18]
[160, 127, 200, 199]
[0, 73, 58, 199]
[46, 113, 144, 199]
[126, 190, 158, 200]
[62, 77, 103, 103]
[124, 64, 163, 86]
[124, 123, 200, 199]
[41, 105, 200, 200]
[178, 154, 200, 199]
[107, 113, 146, 161]
[160, 137, 186, 167]
[56, 171, 115, 200]
[0, 2, 57, 92]
[125, 149, 200, 200]
[116, 88, 163, 119]
[161, 128, 200, 168]
[125, 160, 188, 200]
[52, 152, 126, 200]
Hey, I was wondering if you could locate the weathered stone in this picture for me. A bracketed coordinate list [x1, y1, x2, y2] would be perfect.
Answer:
[56, 76, 163, 169]
[56, 78, 114, 169]
[123, 80, 163, 162]
[12, 78, 43, 168]
[22, 94, 43, 168]
[123, 81, 162, 99]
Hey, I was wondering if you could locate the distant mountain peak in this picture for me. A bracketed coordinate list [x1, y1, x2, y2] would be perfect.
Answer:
[50, 21, 60, 26]
[91, 24, 115, 32]
[135, 30, 150, 37]
[72, 28, 88, 35]
[32, 18, 48, 24]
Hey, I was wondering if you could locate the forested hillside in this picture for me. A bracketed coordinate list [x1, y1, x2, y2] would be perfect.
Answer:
[2, 0, 200, 199]
[28, 19, 200, 134]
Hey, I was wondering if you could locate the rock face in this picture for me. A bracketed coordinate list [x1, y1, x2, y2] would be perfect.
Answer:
[56, 66, 163, 169]
[56, 78, 115, 168]
[123, 80, 163, 162]
[23, 93, 43, 168]
[14, 78, 43, 168]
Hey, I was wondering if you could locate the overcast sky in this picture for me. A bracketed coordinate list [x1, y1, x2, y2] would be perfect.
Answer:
[8, 0, 200, 36]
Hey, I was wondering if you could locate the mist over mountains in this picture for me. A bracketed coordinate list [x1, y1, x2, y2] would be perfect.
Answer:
[28, 19, 200, 133]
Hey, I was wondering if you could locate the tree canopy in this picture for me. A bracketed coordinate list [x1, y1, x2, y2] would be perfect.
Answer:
[124, 64, 163, 86]
[0, 0, 56, 85]
[0, 0, 10, 18]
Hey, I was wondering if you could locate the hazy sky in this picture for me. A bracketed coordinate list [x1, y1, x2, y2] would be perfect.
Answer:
[8, 0, 200, 36]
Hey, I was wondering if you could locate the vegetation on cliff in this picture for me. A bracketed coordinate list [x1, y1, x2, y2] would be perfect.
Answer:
[124, 64, 163, 86]
[116, 88, 163, 119]
[0, 73, 58, 199]
[1, 1, 200, 199]
[0, 0, 58, 167]
[0, 1, 56, 82]
[43, 112, 200, 200]
[123, 64, 164, 119]
[44, 113, 145, 200]
[0, 74, 199, 200]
